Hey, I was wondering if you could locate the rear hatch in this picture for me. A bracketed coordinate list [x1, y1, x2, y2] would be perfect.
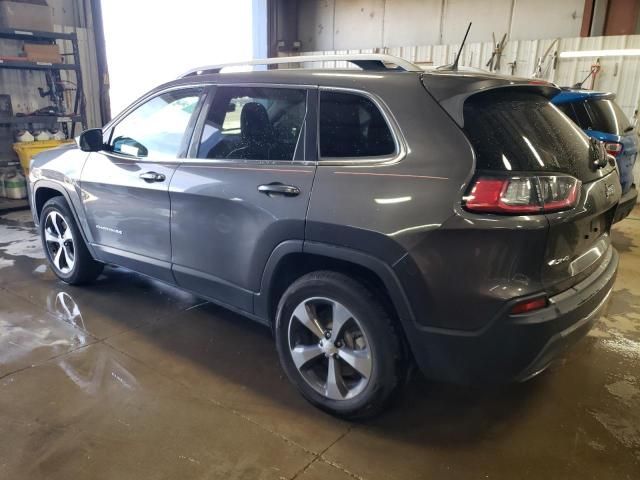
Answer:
[457, 87, 620, 293]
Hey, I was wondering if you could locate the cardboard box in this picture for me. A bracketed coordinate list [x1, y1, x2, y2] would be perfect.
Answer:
[24, 43, 60, 63]
[0, 1, 53, 32]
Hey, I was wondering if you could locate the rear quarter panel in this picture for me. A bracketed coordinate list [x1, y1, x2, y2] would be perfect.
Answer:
[307, 76, 473, 260]
[308, 76, 552, 332]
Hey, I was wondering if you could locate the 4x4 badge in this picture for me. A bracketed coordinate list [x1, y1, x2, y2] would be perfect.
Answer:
[605, 183, 615, 199]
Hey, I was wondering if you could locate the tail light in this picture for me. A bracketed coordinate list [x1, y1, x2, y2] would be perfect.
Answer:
[464, 175, 581, 214]
[604, 142, 623, 157]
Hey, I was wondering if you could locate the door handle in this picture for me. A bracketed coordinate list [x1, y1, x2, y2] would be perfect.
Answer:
[258, 182, 300, 197]
[139, 171, 166, 183]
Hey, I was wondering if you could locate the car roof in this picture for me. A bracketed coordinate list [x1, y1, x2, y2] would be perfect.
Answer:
[161, 67, 557, 96]
[112, 67, 560, 130]
[138, 69, 421, 104]
[552, 88, 615, 104]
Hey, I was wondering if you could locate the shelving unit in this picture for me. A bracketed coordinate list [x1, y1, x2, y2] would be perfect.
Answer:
[0, 114, 82, 124]
[0, 26, 87, 137]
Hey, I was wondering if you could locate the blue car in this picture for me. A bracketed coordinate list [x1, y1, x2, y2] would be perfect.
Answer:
[553, 88, 637, 222]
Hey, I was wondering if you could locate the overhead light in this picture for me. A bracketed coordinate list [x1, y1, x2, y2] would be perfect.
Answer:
[560, 49, 640, 59]
[374, 196, 412, 204]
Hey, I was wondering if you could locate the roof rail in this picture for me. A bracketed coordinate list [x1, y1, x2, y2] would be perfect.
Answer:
[178, 54, 422, 78]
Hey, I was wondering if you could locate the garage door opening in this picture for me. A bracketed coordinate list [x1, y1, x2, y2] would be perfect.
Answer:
[101, 0, 254, 115]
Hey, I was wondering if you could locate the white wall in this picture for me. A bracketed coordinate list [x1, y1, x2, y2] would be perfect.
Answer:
[298, 0, 586, 50]
[384, 0, 443, 46]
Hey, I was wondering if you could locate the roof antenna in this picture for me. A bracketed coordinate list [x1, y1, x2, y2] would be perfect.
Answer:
[452, 22, 472, 71]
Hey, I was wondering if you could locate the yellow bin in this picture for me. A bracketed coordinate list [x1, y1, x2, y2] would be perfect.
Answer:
[13, 140, 74, 175]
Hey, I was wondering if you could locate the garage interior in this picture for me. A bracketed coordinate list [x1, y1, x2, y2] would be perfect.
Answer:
[1, 0, 640, 478]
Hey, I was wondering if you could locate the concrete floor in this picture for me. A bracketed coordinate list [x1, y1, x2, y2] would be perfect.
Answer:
[0, 209, 639, 480]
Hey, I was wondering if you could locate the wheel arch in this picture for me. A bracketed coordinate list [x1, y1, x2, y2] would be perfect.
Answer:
[33, 185, 64, 224]
[256, 241, 416, 349]
[32, 181, 97, 258]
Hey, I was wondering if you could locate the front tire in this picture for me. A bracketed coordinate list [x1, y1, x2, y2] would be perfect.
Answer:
[275, 271, 404, 419]
[40, 197, 103, 285]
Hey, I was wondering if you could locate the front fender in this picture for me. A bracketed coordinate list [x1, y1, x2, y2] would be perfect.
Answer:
[31, 179, 97, 258]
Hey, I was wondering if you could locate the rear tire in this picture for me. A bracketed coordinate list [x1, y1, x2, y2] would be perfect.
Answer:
[275, 271, 404, 419]
[40, 197, 103, 285]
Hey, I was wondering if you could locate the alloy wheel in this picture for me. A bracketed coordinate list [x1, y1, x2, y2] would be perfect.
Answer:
[288, 297, 372, 400]
[44, 211, 75, 274]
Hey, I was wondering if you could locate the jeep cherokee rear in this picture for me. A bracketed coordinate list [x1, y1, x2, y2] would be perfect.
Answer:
[28, 55, 619, 418]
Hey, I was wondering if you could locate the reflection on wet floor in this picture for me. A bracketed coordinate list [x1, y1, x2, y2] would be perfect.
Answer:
[0, 208, 639, 479]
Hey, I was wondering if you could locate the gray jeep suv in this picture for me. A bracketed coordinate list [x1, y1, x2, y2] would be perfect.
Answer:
[29, 55, 620, 418]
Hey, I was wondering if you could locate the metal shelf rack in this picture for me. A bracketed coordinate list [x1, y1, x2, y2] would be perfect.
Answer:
[0, 27, 87, 136]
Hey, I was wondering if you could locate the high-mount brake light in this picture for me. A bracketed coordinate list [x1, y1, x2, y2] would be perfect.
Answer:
[464, 175, 581, 214]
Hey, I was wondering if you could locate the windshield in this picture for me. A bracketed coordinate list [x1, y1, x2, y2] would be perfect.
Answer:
[463, 91, 610, 182]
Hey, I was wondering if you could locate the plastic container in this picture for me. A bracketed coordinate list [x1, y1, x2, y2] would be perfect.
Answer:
[12, 139, 74, 175]
[50, 129, 66, 141]
[4, 171, 27, 199]
[0, 170, 7, 197]
[15, 130, 34, 143]
[33, 130, 51, 141]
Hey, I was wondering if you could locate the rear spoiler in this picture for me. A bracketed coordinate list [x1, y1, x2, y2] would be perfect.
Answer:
[421, 72, 560, 127]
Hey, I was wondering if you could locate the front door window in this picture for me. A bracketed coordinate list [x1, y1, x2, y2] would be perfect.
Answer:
[109, 89, 202, 159]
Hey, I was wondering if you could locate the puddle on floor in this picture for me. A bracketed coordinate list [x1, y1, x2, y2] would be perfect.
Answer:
[0, 224, 44, 260]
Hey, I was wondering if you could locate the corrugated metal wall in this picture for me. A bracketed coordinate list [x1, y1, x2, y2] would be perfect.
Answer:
[296, 0, 587, 51]
[298, 34, 640, 120]
[297, 33, 640, 195]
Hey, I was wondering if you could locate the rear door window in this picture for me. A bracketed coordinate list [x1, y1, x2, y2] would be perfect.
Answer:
[554, 101, 593, 132]
[585, 99, 631, 135]
[463, 91, 612, 182]
[197, 86, 307, 161]
[556, 103, 578, 124]
[570, 101, 593, 130]
[319, 91, 395, 158]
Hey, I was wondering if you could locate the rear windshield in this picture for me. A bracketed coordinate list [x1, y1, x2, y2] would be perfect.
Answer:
[585, 99, 631, 135]
[464, 91, 603, 181]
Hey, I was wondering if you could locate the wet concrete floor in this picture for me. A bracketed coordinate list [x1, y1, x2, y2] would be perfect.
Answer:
[0, 208, 639, 479]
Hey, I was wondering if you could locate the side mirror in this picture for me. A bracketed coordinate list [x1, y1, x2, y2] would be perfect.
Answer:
[77, 128, 104, 152]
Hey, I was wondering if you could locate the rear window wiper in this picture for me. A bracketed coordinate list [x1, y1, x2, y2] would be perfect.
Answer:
[624, 125, 635, 133]
[589, 137, 609, 169]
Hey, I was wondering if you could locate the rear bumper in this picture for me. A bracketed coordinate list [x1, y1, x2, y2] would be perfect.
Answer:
[613, 183, 637, 223]
[408, 247, 618, 384]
